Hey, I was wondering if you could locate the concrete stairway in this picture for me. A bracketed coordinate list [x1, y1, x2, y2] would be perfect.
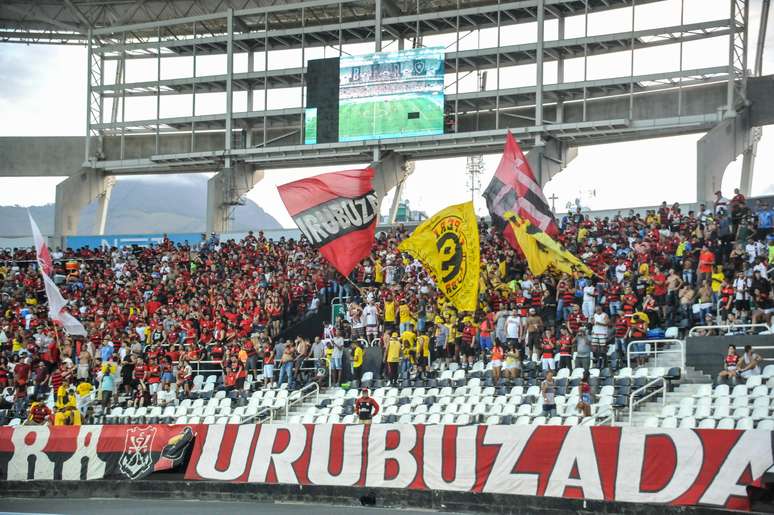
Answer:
[626, 367, 712, 427]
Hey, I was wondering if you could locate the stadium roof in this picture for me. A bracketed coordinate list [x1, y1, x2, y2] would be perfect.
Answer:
[1, 0, 661, 45]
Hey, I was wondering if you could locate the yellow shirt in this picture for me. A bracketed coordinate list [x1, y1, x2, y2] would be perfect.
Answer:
[416, 335, 430, 357]
[711, 272, 725, 293]
[374, 261, 384, 284]
[384, 301, 396, 322]
[386, 338, 401, 362]
[399, 304, 412, 324]
[401, 330, 416, 349]
[76, 382, 92, 397]
[102, 362, 117, 375]
[353, 346, 364, 368]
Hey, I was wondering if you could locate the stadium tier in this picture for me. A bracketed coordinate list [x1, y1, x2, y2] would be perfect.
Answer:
[2, 196, 773, 431]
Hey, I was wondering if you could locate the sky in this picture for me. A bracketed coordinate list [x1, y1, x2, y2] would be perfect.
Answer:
[0, 0, 772, 230]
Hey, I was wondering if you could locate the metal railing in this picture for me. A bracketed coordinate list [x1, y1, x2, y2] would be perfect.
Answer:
[628, 376, 667, 424]
[282, 382, 319, 420]
[627, 339, 685, 373]
[687, 323, 771, 338]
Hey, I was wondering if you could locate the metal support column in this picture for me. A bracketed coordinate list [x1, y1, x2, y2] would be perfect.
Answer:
[375, 0, 382, 52]
[246, 48, 254, 147]
[191, 21, 197, 152]
[535, 0, 545, 143]
[155, 27, 161, 154]
[556, 14, 565, 123]
[85, 28, 93, 162]
[225, 9, 234, 166]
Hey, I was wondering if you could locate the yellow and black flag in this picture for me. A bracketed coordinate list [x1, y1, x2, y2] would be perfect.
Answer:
[398, 202, 480, 312]
[505, 212, 594, 277]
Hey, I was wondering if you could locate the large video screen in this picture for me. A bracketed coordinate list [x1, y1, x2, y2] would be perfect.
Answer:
[338, 47, 445, 142]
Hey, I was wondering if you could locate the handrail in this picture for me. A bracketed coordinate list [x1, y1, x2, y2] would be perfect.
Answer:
[626, 339, 685, 373]
[628, 376, 667, 424]
[283, 382, 320, 419]
[687, 323, 770, 338]
[369, 338, 381, 348]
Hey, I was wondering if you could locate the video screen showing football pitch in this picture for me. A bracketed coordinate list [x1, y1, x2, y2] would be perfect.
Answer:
[338, 47, 445, 142]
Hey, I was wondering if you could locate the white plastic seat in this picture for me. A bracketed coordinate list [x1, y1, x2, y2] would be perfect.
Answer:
[616, 367, 632, 379]
[693, 384, 712, 398]
[398, 414, 413, 424]
[599, 385, 615, 397]
[215, 416, 229, 424]
[547, 417, 563, 426]
[751, 407, 770, 420]
[762, 364, 774, 379]
[694, 405, 712, 419]
[679, 417, 696, 429]
[745, 375, 763, 388]
[757, 419, 774, 430]
[485, 415, 501, 425]
[736, 417, 754, 430]
[713, 384, 730, 398]
[228, 415, 241, 424]
[175, 416, 188, 424]
[213, 390, 227, 400]
[556, 368, 570, 379]
[696, 396, 712, 409]
[188, 416, 201, 424]
[426, 414, 442, 424]
[713, 406, 731, 419]
[664, 326, 679, 339]
[676, 405, 694, 419]
[753, 396, 770, 409]
[698, 418, 716, 429]
[531, 416, 547, 426]
[714, 396, 731, 408]
[732, 407, 751, 420]
[441, 414, 457, 424]
[510, 386, 524, 397]
[451, 370, 466, 382]
[649, 367, 666, 379]
[514, 415, 531, 425]
[731, 384, 748, 398]
[570, 368, 585, 380]
[133, 407, 148, 421]
[732, 396, 750, 409]
[716, 417, 736, 429]
[563, 416, 580, 426]
[219, 398, 232, 409]
[659, 404, 676, 419]
[750, 385, 768, 399]
[661, 417, 678, 428]
[525, 386, 540, 398]
[634, 368, 649, 379]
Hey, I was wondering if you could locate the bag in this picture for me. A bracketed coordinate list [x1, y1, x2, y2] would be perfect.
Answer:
[647, 328, 665, 339]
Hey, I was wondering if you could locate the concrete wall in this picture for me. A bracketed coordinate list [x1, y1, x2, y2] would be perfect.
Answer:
[0, 136, 84, 177]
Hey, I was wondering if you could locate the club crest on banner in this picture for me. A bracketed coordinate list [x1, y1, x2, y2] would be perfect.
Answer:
[432, 214, 468, 297]
[119, 426, 157, 479]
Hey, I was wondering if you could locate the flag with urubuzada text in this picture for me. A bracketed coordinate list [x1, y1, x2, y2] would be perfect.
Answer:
[278, 168, 378, 277]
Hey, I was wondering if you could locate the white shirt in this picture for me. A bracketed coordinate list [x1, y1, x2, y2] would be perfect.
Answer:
[505, 316, 521, 339]
[363, 304, 379, 325]
[583, 285, 596, 303]
[733, 277, 750, 300]
[615, 264, 627, 283]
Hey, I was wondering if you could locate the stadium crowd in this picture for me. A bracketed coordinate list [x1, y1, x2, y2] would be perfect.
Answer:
[0, 192, 772, 425]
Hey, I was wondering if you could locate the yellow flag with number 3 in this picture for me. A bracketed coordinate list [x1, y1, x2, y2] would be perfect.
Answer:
[398, 201, 480, 312]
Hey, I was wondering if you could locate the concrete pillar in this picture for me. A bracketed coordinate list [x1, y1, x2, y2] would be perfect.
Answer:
[697, 108, 754, 204]
[206, 162, 264, 234]
[369, 151, 412, 223]
[526, 138, 578, 188]
[54, 167, 113, 238]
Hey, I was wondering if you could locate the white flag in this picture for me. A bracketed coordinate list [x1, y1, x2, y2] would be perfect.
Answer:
[28, 211, 54, 276]
[41, 273, 87, 337]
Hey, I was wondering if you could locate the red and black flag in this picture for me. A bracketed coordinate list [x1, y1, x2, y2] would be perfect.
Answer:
[278, 168, 379, 277]
[483, 132, 558, 248]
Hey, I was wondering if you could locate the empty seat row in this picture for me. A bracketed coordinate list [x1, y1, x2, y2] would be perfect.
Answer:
[644, 416, 771, 430]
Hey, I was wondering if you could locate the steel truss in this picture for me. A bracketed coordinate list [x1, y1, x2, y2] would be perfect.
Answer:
[0, 0, 752, 174]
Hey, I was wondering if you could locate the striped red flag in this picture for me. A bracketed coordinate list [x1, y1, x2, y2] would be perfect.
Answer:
[483, 132, 558, 247]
